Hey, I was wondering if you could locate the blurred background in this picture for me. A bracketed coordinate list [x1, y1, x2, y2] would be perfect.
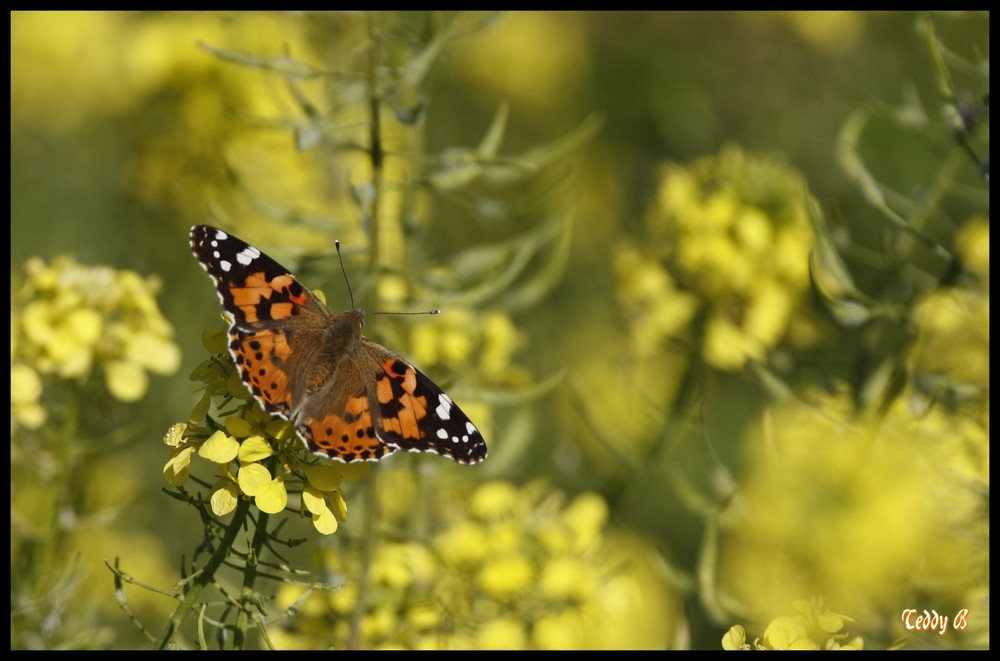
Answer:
[11, 11, 989, 650]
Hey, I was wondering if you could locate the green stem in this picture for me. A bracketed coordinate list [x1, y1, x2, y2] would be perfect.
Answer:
[346, 468, 379, 650]
[30, 381, 80, 587]
[341, 16, 387, 651]
[234, 507, 271, 649]
[153, 496, 252, 650]
[367, 12, 384, 274]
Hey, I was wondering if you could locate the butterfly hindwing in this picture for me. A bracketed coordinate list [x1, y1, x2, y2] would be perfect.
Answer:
[366, 344, 488, 465]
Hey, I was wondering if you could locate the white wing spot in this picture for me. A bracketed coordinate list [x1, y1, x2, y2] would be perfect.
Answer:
[236, 246, 260, 265]
[466, 421, 477, 435]
[436, 428, 448, 440]
[212, 229, 228, 240]
[435, 394, 453, 420]
[220, 259, 233, 273]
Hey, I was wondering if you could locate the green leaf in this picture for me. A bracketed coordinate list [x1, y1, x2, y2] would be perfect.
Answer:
[198, 41, 330, 79]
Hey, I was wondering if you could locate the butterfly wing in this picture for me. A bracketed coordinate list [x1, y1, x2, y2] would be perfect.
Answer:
[363, 341, 488, 465]
[190, 225, 341, 423]
[295, 345, 397, 462]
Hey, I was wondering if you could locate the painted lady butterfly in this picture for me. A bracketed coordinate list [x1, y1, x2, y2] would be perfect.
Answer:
[190, 225, 487, 464]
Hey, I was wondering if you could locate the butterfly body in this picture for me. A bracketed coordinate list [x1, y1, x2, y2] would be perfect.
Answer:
[190, 225, 487, 464]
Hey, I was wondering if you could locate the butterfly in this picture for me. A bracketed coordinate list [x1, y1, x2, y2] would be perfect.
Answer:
[189, 225, 487, 464]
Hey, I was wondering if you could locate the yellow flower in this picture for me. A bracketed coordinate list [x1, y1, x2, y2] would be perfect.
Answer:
[162, 446, 195, 487]
[238, 435, 275, 462]
[408, 306, 520, 382]
[532, 611, 585, 650]
[12, 256, 181, 401]
[623, 145, 822, 370]
[10, 363, 46, 429]
[539, 556, 593, 601]
[560, 491, 608, 552]
[703, 316, 761, 370]
[908, 285, 989, 391]
[469, 480, 524, 520]
[715, 391, 984, 619]
[433, 520, 490, 567]
[477, 553, 534, 598]
[199, 430, 240, 464]
[277, 480, 680, 649]
[302, 487, 339, 535]
[615, 244, 699, 355]
[372, 543, 436, 590]
[480, 310, 521, 377]
[724, 598, 863, 650]
[237, 463, 273, 496]
[763, 616, 816, 650]
[721, 624, 749, 650]
[165, 337, 353, 534]
[477, 617, 528, 650]
[955, 215, 989, 280]
[254, 478, 289, 515]
[210, 481, 239, 516]
[123, 329, 182, 375]
[162, 422, 187, 448]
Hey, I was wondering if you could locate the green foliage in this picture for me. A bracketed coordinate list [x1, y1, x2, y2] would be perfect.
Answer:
[10, 11, 989, 650]
[11, 257, 182, 649]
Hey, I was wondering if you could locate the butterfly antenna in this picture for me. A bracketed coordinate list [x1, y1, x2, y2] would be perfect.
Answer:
[368, 309, 441, 317]
[336, 241, 439, 317]
[334, 240, 357, 311]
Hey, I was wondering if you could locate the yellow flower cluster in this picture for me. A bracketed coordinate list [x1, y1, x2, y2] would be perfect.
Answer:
[617, 145, 821, 370]
[907, 215, 989, 396]
[615, 244, 699, 357]
[408, 306, 523, 381]
[723, 598, 864, 650]
[163, 329, 358, 535]
[274, 480, 680, 649]
[11, 256, 181, 427]
[713, 387, 988, 622]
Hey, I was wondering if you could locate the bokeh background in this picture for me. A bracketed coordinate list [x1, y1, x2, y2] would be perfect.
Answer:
[11, 11, 989, 650]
